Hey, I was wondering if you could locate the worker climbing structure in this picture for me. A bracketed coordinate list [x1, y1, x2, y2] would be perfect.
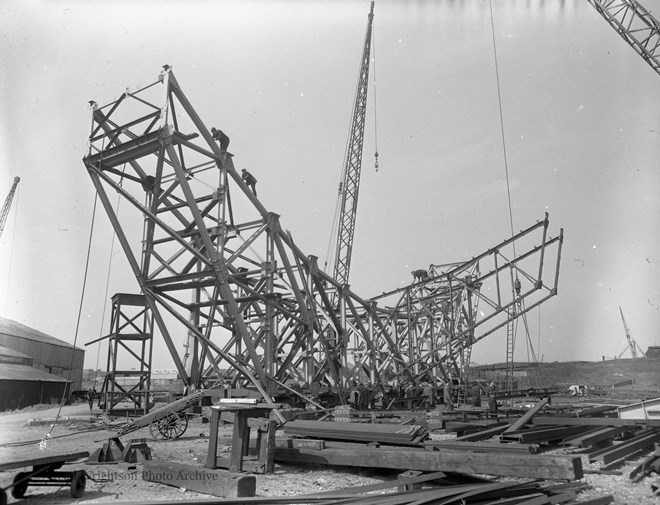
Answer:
[83, 66, 563, 406]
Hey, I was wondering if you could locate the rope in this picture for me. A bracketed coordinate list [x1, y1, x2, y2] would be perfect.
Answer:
[490, 1, 540, 388]
[489, 0, 516, 245]
[3, 183, 19, 314]
[372, 24, 379, 172]
[41, 192, 99, 448]
[41, 136, 105, 448]
[94, 190, 122, 384]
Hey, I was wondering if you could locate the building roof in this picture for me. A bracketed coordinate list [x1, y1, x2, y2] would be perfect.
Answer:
[0, 344, 32, 360]
[0, 317, 82, 351]
[0, 364, 69, 382]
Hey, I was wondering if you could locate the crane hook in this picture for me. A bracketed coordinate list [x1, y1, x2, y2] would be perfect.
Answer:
[374, 151, 379, 172]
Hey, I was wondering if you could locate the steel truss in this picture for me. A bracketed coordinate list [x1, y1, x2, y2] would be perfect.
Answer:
[83, 67, 563, 404]
[100, 293, 153, 414]
[587, 0, 660, 77]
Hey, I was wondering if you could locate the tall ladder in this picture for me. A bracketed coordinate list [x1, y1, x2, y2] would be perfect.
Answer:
[505, 269, 520, 392]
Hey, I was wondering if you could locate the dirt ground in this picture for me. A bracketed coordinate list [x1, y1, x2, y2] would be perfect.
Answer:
[0, 402, 658, 504]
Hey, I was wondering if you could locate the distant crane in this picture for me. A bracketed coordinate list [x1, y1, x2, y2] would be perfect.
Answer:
[0, 177, 20, 240]
[331, 1, 375, 292]
[618, 306, 646, 358]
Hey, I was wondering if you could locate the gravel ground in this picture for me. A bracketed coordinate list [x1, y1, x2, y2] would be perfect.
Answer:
[0, 404, 658, 504]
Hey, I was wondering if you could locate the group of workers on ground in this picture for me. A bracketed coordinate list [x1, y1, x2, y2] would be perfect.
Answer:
[345, 378, 499, 412]
[211, 127, 258, 197]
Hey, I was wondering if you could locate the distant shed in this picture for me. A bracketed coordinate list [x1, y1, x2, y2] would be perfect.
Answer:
[0, 317, 84, 392]
[0, 364, 70, 411]
[646, 346, 660, 359]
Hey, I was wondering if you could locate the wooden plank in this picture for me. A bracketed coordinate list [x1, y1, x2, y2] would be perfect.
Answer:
[504, 398, 549, 433]
[0, 451, 89, 472]
[273, 444, 583, 480]
[142, 460, 256, 498]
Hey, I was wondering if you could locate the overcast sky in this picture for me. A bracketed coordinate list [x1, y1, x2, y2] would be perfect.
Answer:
[1, 0, 659, 372]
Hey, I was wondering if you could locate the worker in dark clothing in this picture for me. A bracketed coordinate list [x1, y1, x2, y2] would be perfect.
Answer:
[87, 388, 96, 412]
[241, 169, 257, 196]
[411, 269, 429, 282]
[443, 379, 454, 411]
[470, 383, 482, 407]
[422, 382, 436, 408]
[211, 127, 230, 152]
[357, 383, 369, 410]
[404, 382, 416, 409]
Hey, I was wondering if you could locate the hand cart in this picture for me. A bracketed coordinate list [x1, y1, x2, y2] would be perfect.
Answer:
[0, 451, 88, 504]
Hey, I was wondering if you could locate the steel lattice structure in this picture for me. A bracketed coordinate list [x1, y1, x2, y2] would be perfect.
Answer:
[587, 0, 660, 77]
[0, 176, 20, 240]
[84, 67, 563, 405]
[332, 1, 374, 289]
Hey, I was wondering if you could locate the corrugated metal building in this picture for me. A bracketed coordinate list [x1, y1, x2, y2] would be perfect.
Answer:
[0, 362, 69, 411]
[0, 317, 84, 392]
[0, 344, 33, 366]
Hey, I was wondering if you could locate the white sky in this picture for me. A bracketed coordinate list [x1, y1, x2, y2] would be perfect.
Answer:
[1, 0, 659, 371]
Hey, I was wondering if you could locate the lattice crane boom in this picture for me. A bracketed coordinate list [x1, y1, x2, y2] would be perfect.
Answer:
[587, 0, 660, 77]
[333, 1, 374, 288]
[619, 306, 645, 358]
[0, 177, 20, 240]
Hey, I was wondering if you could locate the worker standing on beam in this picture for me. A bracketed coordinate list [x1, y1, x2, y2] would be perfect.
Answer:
[211, 127, 230, 152]
[241, 169, 258, 196]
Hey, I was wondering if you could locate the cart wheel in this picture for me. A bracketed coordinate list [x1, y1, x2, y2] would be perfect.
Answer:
[149, 412, 188, 440]
[11, 472, 29, 499]
[70, 470, 86, 498]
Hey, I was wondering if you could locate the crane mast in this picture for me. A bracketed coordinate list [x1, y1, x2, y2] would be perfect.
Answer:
[332, 1, 374, 289]
[0, 177, 20, 240]
[619, 306, 645, 358]
[586, 0, 660, 77]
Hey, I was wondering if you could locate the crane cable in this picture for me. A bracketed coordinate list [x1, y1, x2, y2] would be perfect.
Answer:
[324, 185, 343, 272]
[373, 24, 379, 172]
[3, 183, 19, 314]
[40, 137, 107, 448]
[41, 191, 99, 448]
[93, 169, 125, 385]
[489, 0, 516, 247]
[489, 1, 544, 386]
